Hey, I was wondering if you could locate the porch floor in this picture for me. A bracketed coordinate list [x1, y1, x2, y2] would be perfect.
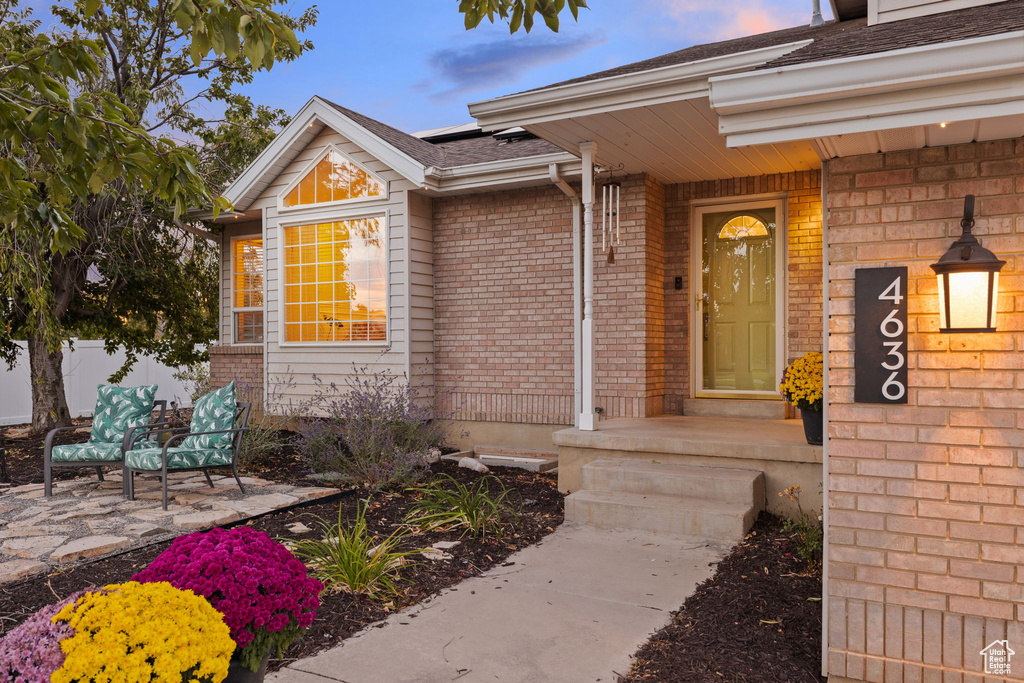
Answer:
[553, 415, 820, 463]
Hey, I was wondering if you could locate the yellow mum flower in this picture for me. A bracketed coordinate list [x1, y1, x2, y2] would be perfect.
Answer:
[52, 582, 233, 683]
[779, 352, 824, 411]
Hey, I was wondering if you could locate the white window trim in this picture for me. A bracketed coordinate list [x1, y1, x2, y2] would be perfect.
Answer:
[277, 143, 389, 213]
[229, 234, 265, 345]
[276, 208, 391, 348]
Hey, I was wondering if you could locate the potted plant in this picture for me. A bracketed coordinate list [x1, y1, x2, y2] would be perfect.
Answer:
[17, 582, 234, 683]
[134, 527, 323, 682]
[779, 351, 824, 445]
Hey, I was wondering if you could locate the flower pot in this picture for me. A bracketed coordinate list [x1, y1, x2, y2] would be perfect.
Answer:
[801, 408, 823, 446]
[224, 650, 270, 683]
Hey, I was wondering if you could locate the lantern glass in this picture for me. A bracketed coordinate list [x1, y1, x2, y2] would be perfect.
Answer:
[936, 270, 998, 332]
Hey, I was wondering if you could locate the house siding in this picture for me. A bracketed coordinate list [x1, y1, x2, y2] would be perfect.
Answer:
[240, 126, 433, 411]
[825, 138, 1024, 682]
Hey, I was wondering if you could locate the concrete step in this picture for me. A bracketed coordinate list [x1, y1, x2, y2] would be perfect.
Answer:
[682, 398, 788, 420]
[580, 458, 764, 506]
[565, 490, 756, 541]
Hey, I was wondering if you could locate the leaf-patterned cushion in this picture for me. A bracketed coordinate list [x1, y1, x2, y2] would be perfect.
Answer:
[181, 382, 237, 449]
[88, 384, 158, 444]
[51, 442, 121, 462]
[51, 439, 161, 463]
[125, 447, 234, 471]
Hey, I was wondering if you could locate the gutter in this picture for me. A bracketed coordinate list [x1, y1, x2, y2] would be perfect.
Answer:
[468, 40, 815, 130]
[709, 31, 1024, 146]
[550, 164, 583, 426]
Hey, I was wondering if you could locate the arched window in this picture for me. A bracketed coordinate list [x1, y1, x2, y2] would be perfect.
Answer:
[718, 214, 769, 240]
[282, 148, 385, 208]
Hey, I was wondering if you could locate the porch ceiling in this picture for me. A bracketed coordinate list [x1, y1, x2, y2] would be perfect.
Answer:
[525, 97, 825, 185]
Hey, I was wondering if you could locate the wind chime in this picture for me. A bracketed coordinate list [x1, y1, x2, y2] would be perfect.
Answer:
[599, 167, 622, 264]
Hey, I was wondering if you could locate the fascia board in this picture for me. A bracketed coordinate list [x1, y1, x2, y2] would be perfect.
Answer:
[222, 97, 428, 211]
[710, 31, 1024, 116]
[221, 97, 321, 210]
[468, 40, 814, 129]
[427, 153, 582, 193]
[726, 97, 1024, 147]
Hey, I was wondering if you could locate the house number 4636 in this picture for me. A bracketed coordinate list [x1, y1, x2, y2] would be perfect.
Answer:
[855, 266, 909, 405]
[877, 278, 906, 401]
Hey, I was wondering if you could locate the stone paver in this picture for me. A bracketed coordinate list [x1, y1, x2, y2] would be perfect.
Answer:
[0, 559, 48, 583]
[0, 535, 69, 559]
[0, 469, 340, 583]
[172, 510, 241, 529]
[51, 536, 131, 562]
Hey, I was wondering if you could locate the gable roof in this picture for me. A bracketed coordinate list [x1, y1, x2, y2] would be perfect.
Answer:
[521, 0, 1024, 95]
[220, 97, 575, 212]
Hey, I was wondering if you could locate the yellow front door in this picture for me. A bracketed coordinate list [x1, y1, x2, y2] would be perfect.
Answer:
[699, 205, 780, 395]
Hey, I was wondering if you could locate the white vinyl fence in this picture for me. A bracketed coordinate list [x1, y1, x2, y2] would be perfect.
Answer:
[0, 340, 201, 426]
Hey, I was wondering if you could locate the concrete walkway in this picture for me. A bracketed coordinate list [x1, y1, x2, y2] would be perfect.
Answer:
[269, 525, 730, 683]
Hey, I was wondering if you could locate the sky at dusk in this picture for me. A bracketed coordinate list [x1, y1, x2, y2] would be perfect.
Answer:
[22, 0, 834, 134]
[235, 0, 834, 134]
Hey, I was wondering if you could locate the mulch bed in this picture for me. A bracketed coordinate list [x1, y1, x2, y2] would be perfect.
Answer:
[0, 459, 564, 672]
[626, 512, 825, 683]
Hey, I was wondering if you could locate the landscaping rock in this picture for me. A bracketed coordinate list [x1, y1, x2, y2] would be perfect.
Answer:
[0, 559, 47, 584]
[290, 487, 341, 501]
[286, 522, 312, 534]
[432, 541, 462, 550]
[50, 536, 130, 562]
[1, 535, 69, 559]
[458, 457, 490, 474]
[172, 510, 240, 529]
[0, 526, 72, 540]
[124, 523, 170, 538]
[420, 549, 453, 561]
[422, 447, 442, 464]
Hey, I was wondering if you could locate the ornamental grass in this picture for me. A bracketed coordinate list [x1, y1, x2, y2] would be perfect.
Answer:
[778, 351, 824, 412]
[133, 526, 323, 671]
[50, 581, 234, 683]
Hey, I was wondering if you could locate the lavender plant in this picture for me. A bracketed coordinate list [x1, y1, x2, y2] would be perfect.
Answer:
[296, 364, 457, 488]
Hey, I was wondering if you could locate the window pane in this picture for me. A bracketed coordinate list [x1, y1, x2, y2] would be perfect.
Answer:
[234, 311, 263, 343]
[231, 238, 264, 343]
[283, 150, 384, 208]
[281, 218, 387, 343]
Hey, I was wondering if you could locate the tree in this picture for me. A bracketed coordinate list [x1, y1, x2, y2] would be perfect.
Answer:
[458, 0, 589, 33]
[0, 0, 314, 433]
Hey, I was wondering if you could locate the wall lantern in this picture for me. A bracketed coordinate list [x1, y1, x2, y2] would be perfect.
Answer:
[930, 194, 1005, 333]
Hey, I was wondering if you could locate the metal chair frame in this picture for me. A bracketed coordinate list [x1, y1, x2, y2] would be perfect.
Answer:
[125, 402, 251, 510]
[43, 400, 168, 497]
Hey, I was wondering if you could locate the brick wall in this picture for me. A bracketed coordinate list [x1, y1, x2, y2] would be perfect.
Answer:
[209, 344, 264, 408]
[432, 175, 666, 424]
[663, 171, 823, 412]
[825, 139, 1024, 682]
[433, 183, 576, 424]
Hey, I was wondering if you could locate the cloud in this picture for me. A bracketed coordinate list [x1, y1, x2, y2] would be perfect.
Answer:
[423, 30, 607, 102]
[658, 0, 808, 42]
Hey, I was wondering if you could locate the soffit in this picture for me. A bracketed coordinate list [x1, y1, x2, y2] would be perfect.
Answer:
[524, 97, 824, 184]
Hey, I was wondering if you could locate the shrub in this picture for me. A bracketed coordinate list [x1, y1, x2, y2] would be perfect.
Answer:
[133, 526, 322, 672]
[295, 365, 457, 488]
[173, 362, 211, 406]
[290, 499, 421, 600]
[50, 582, 233, 683]
[406, 474, 519, 539]
[0, 591, 87, 683]
[778, 485, 823, 572]
[236, 374, 295, 469]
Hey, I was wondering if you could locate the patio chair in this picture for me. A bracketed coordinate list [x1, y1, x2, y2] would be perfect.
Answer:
[124, 382, 250, 510]
[44, 384, 168, 497]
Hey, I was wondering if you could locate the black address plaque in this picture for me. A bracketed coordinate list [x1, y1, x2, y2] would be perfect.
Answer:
[855, 267, 909, 404]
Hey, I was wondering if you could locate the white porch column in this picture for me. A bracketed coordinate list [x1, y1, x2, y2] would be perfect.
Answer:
[579, 142, 597, 431]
